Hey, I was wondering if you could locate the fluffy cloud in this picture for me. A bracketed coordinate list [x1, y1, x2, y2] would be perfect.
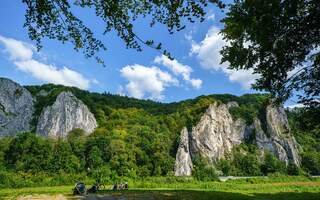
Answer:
[120, 64, 178, 100]
[190, 26, 259, 89]
[0, 35, 33, 61]
[14, 60, 90, 89]
[120, 55, 202, 100]
[0, 35, 92, 89]
[154, 55, 202, 89]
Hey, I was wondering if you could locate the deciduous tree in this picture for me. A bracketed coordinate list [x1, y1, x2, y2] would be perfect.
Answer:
[221, 0, 320, 106]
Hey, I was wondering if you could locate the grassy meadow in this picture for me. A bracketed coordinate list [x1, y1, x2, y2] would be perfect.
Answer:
[0, 176, 319, 199]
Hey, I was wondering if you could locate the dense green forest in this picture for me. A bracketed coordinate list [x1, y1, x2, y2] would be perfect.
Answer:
[0, 84, 319, 188]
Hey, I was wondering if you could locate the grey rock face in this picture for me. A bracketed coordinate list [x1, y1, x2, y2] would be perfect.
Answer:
[36, 92, 97, 138]
[189, 102, 247, 162]
[255, 105, 300, 165]
[252, 118, 274, 152]
[174, 102, 301, 176]
[0, 78, 34, 136]
[266, 105, 290, 136]
[174, 127, 193, 176]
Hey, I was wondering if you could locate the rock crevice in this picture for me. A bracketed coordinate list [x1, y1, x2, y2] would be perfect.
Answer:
[255, 105, 300, 166]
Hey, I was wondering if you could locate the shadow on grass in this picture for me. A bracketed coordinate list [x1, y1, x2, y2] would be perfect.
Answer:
[80, 190, 320, 200]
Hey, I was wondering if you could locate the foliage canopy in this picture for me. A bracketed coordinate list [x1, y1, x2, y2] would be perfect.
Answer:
[221, 0, 320, 106]
[22, 0, 224, 65]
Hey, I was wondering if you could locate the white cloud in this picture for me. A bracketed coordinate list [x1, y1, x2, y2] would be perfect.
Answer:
[227, 68, 258, 89]
[120, 64, 178, 100]
[184, 27, 196, 42]
[154, 55, 202, 89]
[120, 55, 202, 100]
[0, 35, 33, 61]
[92, 79, 99, 84]
[207, 13, 215, 21]
[189, 78, 202, 90]
[14, 60, 90, 89]
[0, 35, 93, 90]
[190, 26, 259, 89]
[117, 85, 125, 96]
[285, 103, 305, 109]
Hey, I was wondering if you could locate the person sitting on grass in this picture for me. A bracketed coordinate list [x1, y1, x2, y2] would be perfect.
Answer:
[112, 183, 118, 191]
[119, 183, 123, 190]
[73, 182, 87, 195]
[87, 184, 98, 193]
[124, 182, 129, 190]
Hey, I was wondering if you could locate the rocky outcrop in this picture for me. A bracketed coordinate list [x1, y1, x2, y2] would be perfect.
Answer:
[174, 127, 193, 176]
[0, 78, 34, 136]
[189, 102, 247, 162]
[255, 105, 300, 165]
[174, 102, 301, 176]
[36, 92, 97, 138]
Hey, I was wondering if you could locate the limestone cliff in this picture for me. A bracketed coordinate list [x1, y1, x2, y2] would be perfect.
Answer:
[254, 105, 300, 165]
[174, 127, 193, 176]
[36, 92, 97, 138]
[0, 78, 34, 136]
[174, 102, 300, 176]
[189, 102, 247, 162]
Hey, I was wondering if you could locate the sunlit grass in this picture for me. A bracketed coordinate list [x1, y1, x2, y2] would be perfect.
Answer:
[1, 176, 319, 199]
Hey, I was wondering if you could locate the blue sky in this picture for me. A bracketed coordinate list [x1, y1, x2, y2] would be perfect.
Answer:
[0, 1, 299, 106]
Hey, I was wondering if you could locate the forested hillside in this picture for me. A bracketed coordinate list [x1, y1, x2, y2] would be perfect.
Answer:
[0, 83, 319, 188]
[288, 108, 320, 175]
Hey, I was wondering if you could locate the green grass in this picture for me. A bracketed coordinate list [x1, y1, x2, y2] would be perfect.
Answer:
[0, 185, 74, 199]
[1, 177, 320, 199]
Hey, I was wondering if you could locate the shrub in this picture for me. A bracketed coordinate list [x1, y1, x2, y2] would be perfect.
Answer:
[287, 162, 301, 175]
[261, 152, 286, 175]
[217, 159, 232, 176]
[90, 165, 112, 184]
[233, 153, 261, 176]
[301, 151, 320, 175]
[193, 165, 218, 181]
[192, 156, 218, 181]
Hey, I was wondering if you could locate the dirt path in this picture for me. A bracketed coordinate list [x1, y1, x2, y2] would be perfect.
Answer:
[16, 194, 73, 200]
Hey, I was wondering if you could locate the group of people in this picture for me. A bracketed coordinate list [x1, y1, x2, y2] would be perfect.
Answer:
[112, 182, 129, 191]
[73, 181, 129, 195]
